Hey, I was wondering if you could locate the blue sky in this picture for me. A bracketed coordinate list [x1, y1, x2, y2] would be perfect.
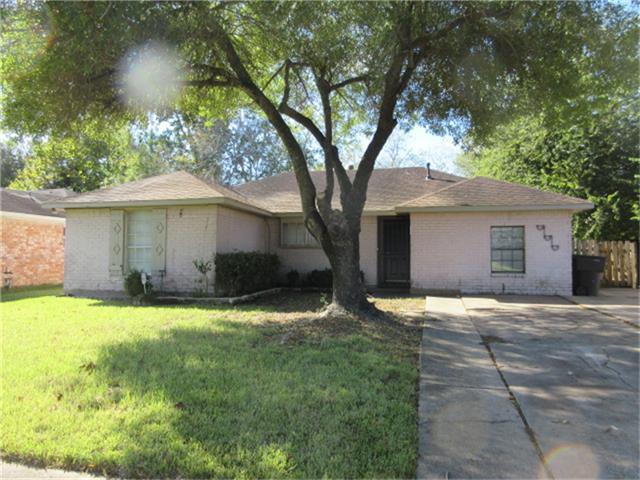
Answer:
[402, 126, 462, 174]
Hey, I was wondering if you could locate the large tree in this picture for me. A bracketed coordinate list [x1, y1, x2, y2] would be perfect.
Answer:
[2, 1, 629, 316]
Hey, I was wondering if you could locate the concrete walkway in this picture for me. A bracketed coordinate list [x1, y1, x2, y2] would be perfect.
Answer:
[569, 287, 639, 327]
[0, 462, 103, 479]
[417, 297, 548, 479]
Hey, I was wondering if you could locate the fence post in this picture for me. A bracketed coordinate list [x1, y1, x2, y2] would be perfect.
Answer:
[631, 242, 638, 289]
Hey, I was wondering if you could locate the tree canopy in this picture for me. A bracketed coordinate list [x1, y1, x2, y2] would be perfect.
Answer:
[457, 3, 639, 241]
[458, 99, 639, 241]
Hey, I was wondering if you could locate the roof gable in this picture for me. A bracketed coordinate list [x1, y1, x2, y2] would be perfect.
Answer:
[45, 171, 269, 214]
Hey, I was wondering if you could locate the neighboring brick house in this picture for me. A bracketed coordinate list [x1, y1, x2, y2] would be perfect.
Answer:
[46, 168, 592, 297]
[1, 188, 72, 288]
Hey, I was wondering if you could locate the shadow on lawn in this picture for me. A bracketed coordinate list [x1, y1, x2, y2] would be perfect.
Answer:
[86, 292, 326, 313]
[0, 285, 64, 302]
[93, 317, 418, 478]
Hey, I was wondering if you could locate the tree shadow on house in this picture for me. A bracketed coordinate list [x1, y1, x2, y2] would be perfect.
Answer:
[90, 318, 419, 478]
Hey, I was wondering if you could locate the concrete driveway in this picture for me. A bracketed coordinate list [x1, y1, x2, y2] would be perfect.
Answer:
[418, 295, 639, 479]
[570, 287, 639, 327]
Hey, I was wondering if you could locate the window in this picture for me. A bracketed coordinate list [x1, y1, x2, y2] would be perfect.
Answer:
[281, 221, 318, 248]
[126, 210, 153, 272]
[491, 226, 525, 273]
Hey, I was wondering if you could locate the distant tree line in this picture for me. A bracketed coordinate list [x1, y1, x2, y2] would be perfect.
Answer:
[0, 110, 305, 191]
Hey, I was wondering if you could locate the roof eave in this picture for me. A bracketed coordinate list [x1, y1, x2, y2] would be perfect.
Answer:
[274, 208, 398, 217]
[44, 197, 272, 216]
[395, 203, 594, 213]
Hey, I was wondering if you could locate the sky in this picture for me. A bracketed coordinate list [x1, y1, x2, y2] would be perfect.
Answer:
[402, 127, 462, 174]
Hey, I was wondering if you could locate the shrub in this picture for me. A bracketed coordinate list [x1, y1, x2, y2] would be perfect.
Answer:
[305, 269, 333, 288]
[286, 269, 300, 287]
[304, 269, 365, 289]
[193, 258, 213, 294]
[214, 252, 280, 297]
[124, 270, 153, 298]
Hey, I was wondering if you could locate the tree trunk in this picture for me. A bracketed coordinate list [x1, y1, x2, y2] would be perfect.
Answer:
[321, 217, 375, 317]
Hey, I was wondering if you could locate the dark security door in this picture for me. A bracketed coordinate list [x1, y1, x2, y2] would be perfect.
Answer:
[379, 216, 410, 287]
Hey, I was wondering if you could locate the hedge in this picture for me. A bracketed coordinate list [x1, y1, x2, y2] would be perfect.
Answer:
[214, 252, 280, 297]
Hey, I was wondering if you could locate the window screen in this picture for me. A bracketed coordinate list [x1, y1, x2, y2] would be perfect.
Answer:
[127, 210, 154, 273]
[491, 226, 525, 273]
[282, 221, 318, 247]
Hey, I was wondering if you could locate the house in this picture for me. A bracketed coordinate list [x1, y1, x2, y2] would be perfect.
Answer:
[1, 188, 72, 288]
[44, 167, 593, 297]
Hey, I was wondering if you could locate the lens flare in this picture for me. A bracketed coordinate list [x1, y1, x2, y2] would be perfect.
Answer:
[118, 42, 184, 112]
[540, 443, 600, 479]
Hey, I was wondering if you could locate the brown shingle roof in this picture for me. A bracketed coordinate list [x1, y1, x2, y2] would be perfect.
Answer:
[1, 188, 72, 218]
[235, 167, 463, 213]
[46, 171, 269, 214]
[46, 169, 592, 214]
[397, 176, 593, 211]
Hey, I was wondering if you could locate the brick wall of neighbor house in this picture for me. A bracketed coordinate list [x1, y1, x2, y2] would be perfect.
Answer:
[216, 206, 267, 253]
[267, 216, 378, 287]
[0, 214, 65, 287]
[410, 210, 573, 295]
[65, 206, 219, 295]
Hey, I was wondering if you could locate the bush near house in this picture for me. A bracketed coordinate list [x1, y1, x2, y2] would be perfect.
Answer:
[304, 269, 366, 289]
[124, 270, 153, 299]
[305, 269, 333, 289]
[214, 252, 280, 296]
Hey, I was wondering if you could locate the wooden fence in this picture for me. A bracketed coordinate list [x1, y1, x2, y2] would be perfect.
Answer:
[573, 239, 638, 288]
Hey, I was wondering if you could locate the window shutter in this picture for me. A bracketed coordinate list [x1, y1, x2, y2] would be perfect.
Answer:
[109, 210, 125, 276]
[151, 208, 167, 276]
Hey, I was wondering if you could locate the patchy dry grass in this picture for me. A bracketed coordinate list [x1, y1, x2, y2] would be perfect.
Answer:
[1, 288, 423, 478]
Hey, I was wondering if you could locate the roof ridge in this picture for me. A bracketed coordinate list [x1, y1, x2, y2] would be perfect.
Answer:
[235, 166, 463, 188]
[397, 176, 476, 207]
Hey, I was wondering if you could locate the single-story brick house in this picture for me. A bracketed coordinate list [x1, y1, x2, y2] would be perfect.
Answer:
[45, 167, 592, 297]
[1, 188, 71, 288]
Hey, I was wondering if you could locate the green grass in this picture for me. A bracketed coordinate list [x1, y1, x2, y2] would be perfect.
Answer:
[1, 289, 422, 478]
[1, 284, 63, 301]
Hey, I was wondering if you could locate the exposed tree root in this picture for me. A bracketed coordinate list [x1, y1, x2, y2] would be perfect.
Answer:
[318, 299, 398, 325]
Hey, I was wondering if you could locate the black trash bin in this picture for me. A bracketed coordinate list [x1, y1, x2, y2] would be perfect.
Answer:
[572, 255, 606, 296]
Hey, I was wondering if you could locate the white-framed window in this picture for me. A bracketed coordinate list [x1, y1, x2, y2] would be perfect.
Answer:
[126, 210, 154, 273]
[281, 220, 319, 248]
[491, 226, 525, 273]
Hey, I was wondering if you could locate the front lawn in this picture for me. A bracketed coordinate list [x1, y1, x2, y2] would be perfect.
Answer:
[1, 289, 423, 478]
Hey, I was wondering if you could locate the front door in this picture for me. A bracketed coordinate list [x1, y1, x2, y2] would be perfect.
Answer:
[378, 216, 410, 287]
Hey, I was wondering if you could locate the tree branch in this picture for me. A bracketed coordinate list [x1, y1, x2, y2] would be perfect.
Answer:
[329, 74, 368, 92]
[315, 71, 352, 206]
[278, 60, 326, 146]
[209, 20, 329, 246]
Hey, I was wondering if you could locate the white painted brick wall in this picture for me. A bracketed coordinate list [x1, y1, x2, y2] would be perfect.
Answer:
[66, 207, 572, 296]
[65, 206, 218, 295]
[410, 211, 574, 295]
[216, 206, 267, 253]
[64, 209, 122, 293]
[162, 205, 217, 293]
[267, 216, 378, 286]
